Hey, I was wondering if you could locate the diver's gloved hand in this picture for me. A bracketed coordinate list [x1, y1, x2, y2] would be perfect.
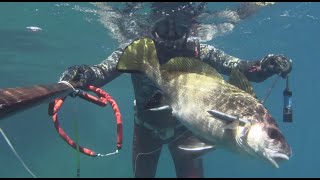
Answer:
[260, 54, 292, 78]
[59, 65, 95, 90]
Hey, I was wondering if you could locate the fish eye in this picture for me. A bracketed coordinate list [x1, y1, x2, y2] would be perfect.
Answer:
[267, 128, 280, 139]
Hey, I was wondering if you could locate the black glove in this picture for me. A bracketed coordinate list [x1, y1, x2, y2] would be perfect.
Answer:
[260, 54, 292, 78]
[59, 65, 95, 90]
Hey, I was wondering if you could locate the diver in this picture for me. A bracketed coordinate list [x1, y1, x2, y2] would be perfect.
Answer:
[94, 2, 277, 44]
[59, 3, 292, 178]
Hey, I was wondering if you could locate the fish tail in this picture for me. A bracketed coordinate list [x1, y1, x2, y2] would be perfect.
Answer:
[116, 38, 161, 82]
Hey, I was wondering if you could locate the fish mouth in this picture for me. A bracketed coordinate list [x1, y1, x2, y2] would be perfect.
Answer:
[264, 149, 290, 168]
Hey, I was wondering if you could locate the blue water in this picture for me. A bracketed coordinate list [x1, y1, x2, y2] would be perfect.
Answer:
[0, 2, 319, 178]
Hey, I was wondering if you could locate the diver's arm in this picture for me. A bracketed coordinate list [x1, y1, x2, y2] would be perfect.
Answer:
[89, 42, 132, 87]
[59, 43, 128, 89]
[200, 44, 292, 83]
[89, 49, 123, 87]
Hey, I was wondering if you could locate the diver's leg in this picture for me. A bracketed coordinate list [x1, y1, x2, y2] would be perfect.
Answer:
[132, 122, 163, 178]
[168, 132, 204, 178]
[193, 2, 276, 42]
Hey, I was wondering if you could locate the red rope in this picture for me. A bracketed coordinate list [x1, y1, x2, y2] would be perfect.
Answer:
[50, 86, 123, 157]
[87, 86, 123, 150]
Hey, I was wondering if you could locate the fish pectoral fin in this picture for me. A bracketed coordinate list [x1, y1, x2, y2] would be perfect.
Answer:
[148, 105, 171, 111]
[221, 123, 238, 130]
[144, 90, 172, 112]
[178, 135, 215, 152]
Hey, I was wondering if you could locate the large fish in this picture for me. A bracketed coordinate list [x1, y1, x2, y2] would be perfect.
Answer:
[117, 38, 292, 168]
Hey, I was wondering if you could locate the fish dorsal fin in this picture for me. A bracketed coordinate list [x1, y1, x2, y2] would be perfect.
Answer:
[228, 69, 257, 98]
[161, 57, 223, 79]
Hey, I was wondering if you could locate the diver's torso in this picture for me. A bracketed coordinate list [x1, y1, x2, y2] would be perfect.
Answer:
[132, 39, 198, 113]
[131, 39, 199, 134]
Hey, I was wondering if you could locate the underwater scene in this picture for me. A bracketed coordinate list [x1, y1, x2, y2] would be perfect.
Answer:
[0, 2, 319, 178]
